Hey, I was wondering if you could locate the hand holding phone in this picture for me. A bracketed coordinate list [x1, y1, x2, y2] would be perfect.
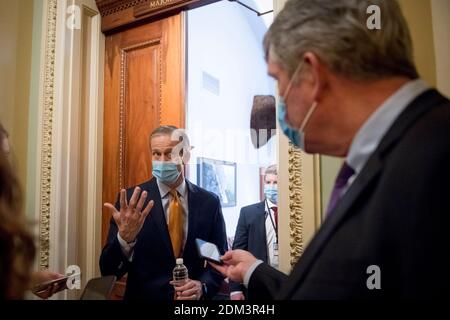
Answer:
[32, 271, 81, 298]
[195, 238, 223, 265]
[32, 276, 69, 297]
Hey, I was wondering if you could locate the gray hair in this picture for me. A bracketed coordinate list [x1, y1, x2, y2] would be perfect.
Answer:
[264, 0, 418, 81]
[151, 125, 177, 139]
[265, 164, 278, 177]
[150, 125, 190, 146]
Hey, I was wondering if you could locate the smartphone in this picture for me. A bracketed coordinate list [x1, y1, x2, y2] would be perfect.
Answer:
[195, 238, 223, 265]
[33, 272, 81, 294]
[32, 276, 70, 294]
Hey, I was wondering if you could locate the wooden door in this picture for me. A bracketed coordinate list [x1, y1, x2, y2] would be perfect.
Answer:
[102, 14, 185, 297]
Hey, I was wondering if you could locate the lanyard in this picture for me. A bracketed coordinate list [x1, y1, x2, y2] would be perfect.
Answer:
[265, 200, 278, 244]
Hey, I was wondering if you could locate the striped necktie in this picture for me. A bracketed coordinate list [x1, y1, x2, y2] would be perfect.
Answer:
[326, 162, 355, 216]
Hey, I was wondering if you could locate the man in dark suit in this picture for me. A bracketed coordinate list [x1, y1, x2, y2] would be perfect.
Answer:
[212, 0, 450, 299]
[229, 165, 278, 300]
[100, 126, 227, 300]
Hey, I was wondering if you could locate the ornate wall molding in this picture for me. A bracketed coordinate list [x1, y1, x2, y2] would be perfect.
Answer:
[38, 0, 58, 270]
[288, 144, 304, 267]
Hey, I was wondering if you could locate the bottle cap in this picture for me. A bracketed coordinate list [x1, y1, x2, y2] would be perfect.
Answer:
[176, 258, 183, 265]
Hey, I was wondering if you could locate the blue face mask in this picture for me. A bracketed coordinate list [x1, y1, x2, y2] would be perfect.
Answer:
[264, 184, 278, 204]
[278, 98, 303, 148]
[152, 161, 181, 184]
[277, 61, 318, 150]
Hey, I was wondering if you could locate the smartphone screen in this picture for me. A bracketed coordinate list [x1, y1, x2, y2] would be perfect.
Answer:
[195, 238, 223, 265]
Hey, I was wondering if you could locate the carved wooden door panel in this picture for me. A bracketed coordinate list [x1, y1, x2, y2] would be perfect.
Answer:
[102, 14, 184, 298]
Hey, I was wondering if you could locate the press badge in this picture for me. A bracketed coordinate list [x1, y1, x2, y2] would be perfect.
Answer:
[272, 242, 279, 268]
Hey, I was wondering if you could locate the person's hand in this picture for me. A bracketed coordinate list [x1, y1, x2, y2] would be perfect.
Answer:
[31, 270, 65, 299]
[209, 250, 258, 283]
[170, 279, 203, 300]
[104, 187, 154, 243]
[230, 292, 245, 300]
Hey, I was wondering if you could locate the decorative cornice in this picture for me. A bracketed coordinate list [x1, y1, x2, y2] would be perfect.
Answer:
[96, 0, 146, 17]
[39, 0, 58, 270]
[95, 0, 219, 33]
[288, 143, 304, 267]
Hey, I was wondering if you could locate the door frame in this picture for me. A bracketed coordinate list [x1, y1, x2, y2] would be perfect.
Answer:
[32, 0, 322, 297]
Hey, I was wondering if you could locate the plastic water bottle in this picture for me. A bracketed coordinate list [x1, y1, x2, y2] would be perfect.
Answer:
[173, 258, 188, 288]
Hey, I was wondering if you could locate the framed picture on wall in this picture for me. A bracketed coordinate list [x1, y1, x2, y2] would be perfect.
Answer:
[197, 157, 237, 207]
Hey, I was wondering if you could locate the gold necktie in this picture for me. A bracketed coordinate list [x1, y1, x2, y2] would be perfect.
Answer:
[168, 189, 184, 258]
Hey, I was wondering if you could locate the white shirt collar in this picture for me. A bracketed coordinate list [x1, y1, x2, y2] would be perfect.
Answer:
[266, 198, 277, 209]
[157, 178, 187, 199]
[347, 79, 429, 175]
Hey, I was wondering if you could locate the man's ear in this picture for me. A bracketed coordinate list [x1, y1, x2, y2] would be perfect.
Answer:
[182, 147, 191, 165]
[303, 52, 328, 102]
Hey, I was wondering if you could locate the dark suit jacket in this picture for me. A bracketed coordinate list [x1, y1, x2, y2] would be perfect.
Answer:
[248, 89, 450, 299]
[230, 201, 269, 294]
[100, 178, 227, 300]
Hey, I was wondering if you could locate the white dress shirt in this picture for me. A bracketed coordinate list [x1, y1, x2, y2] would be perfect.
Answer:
[118, 179, 189, 260]
[346, 79, 429, 189]
[265, 199, 278, 268]
[243, 78, 430, 289]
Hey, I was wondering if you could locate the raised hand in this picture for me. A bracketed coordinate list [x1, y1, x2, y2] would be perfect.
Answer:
[104, 187, 154, 243]
[31, 270, 66, 299]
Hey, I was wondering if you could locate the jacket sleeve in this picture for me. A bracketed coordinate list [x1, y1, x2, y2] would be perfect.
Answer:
[229, 207, 249, 294]
[99, 196, 131, 280]
[247, 263, 288, 300]
[198, 196, 228, 299]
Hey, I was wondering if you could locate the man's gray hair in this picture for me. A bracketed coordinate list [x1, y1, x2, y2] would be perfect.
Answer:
[264, 0, 418, 81]
[265, 164, 278, 177]
[150, 125, 190, 148]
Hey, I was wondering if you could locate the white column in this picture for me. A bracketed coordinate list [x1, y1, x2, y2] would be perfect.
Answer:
[431, 0, 450, 98]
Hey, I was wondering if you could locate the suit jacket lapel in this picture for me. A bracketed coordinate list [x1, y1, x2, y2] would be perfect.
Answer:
[280, 89, 446, 299]
[147, 178, 174, 258]
[280, 155, 383, 298]
[185, 180, 198, 248]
